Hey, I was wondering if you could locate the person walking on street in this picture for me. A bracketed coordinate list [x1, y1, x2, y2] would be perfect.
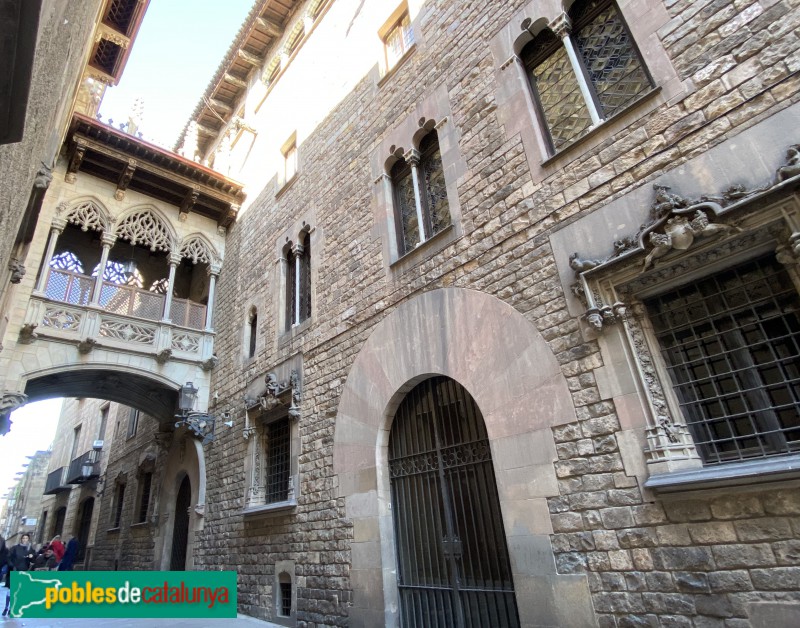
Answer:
[5, 533, 36, 617]
[57, 535, 79, 571]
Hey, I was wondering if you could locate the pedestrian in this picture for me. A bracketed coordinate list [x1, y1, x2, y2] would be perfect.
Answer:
[49, 535, 65, 564]
[33, 546, 58, 570]
[5, 533, 36, 617]
[57, 535, 79, 571]
[1, 536, 9, 617]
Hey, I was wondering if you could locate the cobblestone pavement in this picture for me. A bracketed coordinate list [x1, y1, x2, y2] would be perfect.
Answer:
[0, 614, 282, 627]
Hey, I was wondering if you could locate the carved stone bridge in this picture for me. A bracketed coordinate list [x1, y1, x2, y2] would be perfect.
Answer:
[0, 115, 244, 432]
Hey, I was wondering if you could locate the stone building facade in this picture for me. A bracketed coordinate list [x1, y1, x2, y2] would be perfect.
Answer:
[1, 450, 50, 545]
[161, 0, 800, 626]
[4, 0, 800, 627]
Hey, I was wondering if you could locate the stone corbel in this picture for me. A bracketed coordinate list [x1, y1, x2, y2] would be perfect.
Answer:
[66, 139, 87, 183]
[179, 188, 199, 222]
[8, 258, 26, 284]
[0, 392, 28, 435]
[33, 163, 53, 190]
[78, 338, 99, 354]
[18, 323, 37, 344]
[115, 159, 137, 200]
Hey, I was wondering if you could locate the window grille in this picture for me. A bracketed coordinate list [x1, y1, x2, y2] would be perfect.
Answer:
[392, 159, 419, 255]
[521, 0, 652, 153]
[265, 418, 290, 503]
[104, 0, 136, 35]
[136, 472, 152, 523]
[113, 484, 125, 528]
[646, 255, 800, 464]
[279, 578, 292, 617]
[91, 38, 123, 75]
[299, 233, 311, 323]
[285, 247, 296, 331]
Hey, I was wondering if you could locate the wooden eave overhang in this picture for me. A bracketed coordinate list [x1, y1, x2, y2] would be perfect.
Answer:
[87, 0, 151, 86]
[67, 114, 245, 228]
[176, 0, 302, 156]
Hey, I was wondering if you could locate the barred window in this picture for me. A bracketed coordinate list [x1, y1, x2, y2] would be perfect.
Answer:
[135, 472, 152, 523]
[112, 483, 126, 528]
[265, 418, 291, 503]
[521, 0, 652, 153]
[646, 256, 800, 464]
[392, 130, 450, 256]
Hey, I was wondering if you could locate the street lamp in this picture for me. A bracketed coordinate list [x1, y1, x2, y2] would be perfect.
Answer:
[174, 382, 230, 445]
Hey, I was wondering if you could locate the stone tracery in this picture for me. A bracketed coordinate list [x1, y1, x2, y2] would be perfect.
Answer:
[114, 209, 172, 252]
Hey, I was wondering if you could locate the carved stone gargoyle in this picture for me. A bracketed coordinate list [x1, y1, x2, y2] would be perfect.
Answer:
[18, 323, 38, 344]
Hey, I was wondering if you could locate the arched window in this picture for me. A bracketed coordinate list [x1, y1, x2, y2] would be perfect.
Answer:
[392, 130, 450, 256]
[521, 0, 652, 153]
[284, 232, 312, 331]
[247, 307, 258, 358]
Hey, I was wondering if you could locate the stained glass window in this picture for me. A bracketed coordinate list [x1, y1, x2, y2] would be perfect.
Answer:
[420, 133, 450, 237]
[392, 158, 419, 256]
[521, 0, 652, 153]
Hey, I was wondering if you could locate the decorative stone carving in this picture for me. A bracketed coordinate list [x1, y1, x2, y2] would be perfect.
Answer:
[115, 210, 172, 252]
[115, 158, 137, 200]
[256, 370, 302, 418]
[0, 392, 28, 434]
[642, 210, 741, 270]
[65, 139, 87, 183]
[78, 338, 99, 354]
[156, 348, 172, 364]
[777, 144, 800, 181]
[8, 258, 25, 284]
[548, 12, 572, 39]
[18, 323, 37, 344]
[776, 233, 800, 266]
[63, 200, 106, 233]
[179, 236, 213, 265]
[179, 189, 199, 222]
[33, 163, 52, 190]
[201, 355, 219, 372]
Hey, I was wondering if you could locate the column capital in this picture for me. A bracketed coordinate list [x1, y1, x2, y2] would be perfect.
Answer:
[100, 232, 117, 247]
[291, 242, 305, 257]
[51, 217, 67, 233]
[404, 148, 421, 167]
[168, 251, 183, 266]
[208, 262, 222, 276]
[549, 13, 572, 39]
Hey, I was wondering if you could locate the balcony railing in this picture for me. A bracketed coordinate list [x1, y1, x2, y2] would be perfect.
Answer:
[43, 270, 207, 330]
[43, 467, 70, 495]
[66, 450, 101, 485]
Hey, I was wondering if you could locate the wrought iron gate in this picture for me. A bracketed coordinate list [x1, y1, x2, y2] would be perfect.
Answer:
[170, 475, 191, 571]
[389, 377, 520, 627]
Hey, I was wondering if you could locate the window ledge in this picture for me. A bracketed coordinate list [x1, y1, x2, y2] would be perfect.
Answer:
[129, 521, 149, 529]
[540, 87, 662, 168]
[390, 224, 457, 274]
[276, 173, 298, 199]
[242, 500, 297, 518]
[644, 454, 800, 494]
[106, 527, 120, 534]
[378, 44, 416, 87]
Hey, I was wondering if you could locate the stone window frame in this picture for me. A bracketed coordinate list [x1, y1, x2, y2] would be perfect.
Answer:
[278, 132, 298, 193]
[275, 213, 318, 343]
[242, 363, 302, 517]
[126, 407, 139, 439]
[569, 166, 800, 492]
[272, 559, 296, 627]
[490, 0, 684, 182]
[133, 470, 153, 525]
[109, 478, 126, 530]
[370, 83, 466, 274]
[519, 0, 654, 154]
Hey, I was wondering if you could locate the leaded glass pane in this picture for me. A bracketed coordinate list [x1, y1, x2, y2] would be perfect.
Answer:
[531, 45, 592, 150]
[385, 12, 414, 69]
[50, 251, 84, 274]
[265, 418, 290, 503]
[285, 249, 296, 331]
[299, 235, 311, 323]
[422, 143, 450, 236]
[394, 165, 419, 255]
[574, 3, 651, 119]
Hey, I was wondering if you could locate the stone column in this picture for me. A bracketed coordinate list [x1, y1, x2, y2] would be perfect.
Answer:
[34, 218, 67, 294]
[406, 148, 427, 243]
[161, 252, 182, 323]
[549, 13, 602, 126]
[204, 263, 221, 331]
[292, 242, 304, 326]
[89, 232, 117, 306]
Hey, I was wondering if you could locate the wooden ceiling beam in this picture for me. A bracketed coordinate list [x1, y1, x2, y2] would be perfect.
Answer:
[237, 48, 263, 66]
[223, 72, 248, 89]
[256, 16, 283, 38]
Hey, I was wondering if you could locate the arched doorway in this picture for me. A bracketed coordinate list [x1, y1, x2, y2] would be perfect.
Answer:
[75, 497, 94, 564]
[170, 475, 191, 571]
[389, 377, 519, 627]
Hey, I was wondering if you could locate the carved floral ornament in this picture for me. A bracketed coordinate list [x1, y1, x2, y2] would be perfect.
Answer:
[242, 370, 302, 439]
[567, 142, 800, 467]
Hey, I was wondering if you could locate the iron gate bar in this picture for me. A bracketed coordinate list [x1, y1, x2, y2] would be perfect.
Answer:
[389, 377, 520, 628]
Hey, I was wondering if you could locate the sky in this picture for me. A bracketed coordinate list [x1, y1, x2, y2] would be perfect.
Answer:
[0, 400, 62, 500]
[99, 0, 255, 148]
[1, 0, 254, 514]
